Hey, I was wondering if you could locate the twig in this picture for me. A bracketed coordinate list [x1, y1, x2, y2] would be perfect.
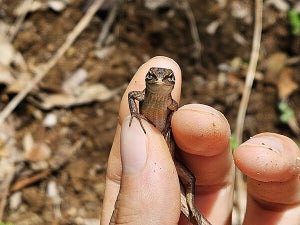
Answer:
[0, 167, 15, 220]
[0, 0, 105, 125]
[10, 138, 84, 192]
[235, 0, 262, 143]
[8, 0, 33, 41]
[179, 0, 202, 59]
[286, 56, 300, 65]
[234, 0, 263, 224]
[96, 0, 122, 47]
[10, 169, 51, 192]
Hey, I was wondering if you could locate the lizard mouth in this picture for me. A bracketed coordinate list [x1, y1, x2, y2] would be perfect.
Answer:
[147, 83, 174, 94]
[153, 80, 173, 86]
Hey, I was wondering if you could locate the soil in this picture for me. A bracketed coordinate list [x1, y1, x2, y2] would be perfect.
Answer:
[0, 0, 299, 224]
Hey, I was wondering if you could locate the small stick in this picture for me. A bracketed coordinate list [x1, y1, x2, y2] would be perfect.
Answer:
[11, 138, 84, 192]
[0, 167, 15, 220]
[0, 0, 104, 125]
[180, 0, 202, 59]
[234, 0, 263, 224]
[8, 0, 33, 41]
[235, 0, 262, 144]
[10, 169, 51, 192]
[96, 0, 122, 47]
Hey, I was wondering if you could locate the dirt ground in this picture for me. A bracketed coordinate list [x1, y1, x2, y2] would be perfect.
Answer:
[0, 0, 299, 224]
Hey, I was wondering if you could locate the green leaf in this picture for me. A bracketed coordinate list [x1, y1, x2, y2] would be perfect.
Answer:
[288, 10, 300, 35]
[230, 134, 238, 151]
[278, 101, 294, 123]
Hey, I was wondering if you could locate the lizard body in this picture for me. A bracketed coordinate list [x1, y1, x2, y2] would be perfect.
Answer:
[128, 67, 212, 225]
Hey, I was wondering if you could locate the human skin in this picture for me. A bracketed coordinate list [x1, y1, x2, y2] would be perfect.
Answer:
[100, 56, 300, 225]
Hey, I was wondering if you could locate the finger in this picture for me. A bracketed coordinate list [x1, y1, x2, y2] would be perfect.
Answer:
[101, 56, 182, 224]
[234, 133, 300, 225]
[172, 104, 234, 225]
[110, 117, 180, 225]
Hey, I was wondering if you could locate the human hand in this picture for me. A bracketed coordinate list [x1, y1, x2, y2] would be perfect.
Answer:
[100, 56, 300, 225]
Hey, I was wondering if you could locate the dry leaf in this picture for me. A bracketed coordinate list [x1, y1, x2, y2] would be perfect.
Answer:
[0, 158, 14, 179]
[265, 52, 287, 75]
[9, 191, 22, 210]
[7, 76, 31, 93]
[30, 83, 126, 110]
[144, 0, 171, 10]
[0, 121, 17, 158]
[0, 65, 14, 85]
[14, 0, 35, 15]
[23, 132, 51, 162]
[13, 51, 31, 73]
[266, 0, 290, 12]
[23, 133, 34, 153]
[24, 142, 52, 162]
[278, 68, 298, 100]
[0, 36, 15, 66]
[43, 113, 58, 127]
[62, 68, 88, 95]
[94, 46, 115, 59]
[48, 0, 68, 12]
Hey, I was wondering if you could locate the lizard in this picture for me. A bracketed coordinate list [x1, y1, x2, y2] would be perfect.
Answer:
[128, 67, 212, 225]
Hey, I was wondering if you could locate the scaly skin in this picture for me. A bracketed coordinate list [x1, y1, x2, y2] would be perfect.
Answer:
[127, 67, 212, 225]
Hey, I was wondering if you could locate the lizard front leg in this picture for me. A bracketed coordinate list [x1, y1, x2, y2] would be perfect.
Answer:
[162, 100, 179, 137]
[174, 159, 212, 225]
[128, 90, 148, 133]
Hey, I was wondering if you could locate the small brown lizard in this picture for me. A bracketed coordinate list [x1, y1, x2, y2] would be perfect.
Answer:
[128, 67, 212, 225]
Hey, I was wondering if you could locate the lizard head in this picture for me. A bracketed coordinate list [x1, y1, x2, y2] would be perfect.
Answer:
[145, 67, 175, 91]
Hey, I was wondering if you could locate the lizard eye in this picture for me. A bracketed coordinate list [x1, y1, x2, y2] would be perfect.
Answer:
[146, 72, 154, 80]
[168, 73, 175, 82]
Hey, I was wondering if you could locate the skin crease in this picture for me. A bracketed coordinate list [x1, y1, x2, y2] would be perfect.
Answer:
[101, 56, 300, 225]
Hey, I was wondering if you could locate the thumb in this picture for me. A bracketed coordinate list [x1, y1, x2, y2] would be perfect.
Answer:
[109, 117, 181, 225]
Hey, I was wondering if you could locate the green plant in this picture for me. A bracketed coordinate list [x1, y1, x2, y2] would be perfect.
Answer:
[278, 101, 294, 123]
[288, 9, 300, 35]
[230, 134, 239, 151]
[0, 222, 14, 225]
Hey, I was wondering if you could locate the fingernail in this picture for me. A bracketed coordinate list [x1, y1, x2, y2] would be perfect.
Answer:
[242, 135, 284, 153]
[121, 117, 147, 174]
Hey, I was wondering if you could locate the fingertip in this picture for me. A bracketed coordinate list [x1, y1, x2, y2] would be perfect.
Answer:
[239, 134, 300, 224]
[172, 104, 231, 156]
[234, 133, 300, 182]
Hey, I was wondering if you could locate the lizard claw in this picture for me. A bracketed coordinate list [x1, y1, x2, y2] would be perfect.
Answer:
[129, 113, 147, 134]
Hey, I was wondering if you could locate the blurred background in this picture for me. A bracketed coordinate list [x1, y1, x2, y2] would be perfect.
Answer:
[0, 0, 299, 224]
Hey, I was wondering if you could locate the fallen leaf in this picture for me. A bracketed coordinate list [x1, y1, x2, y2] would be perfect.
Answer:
[23, 132, 34, 153]
[144, 0, 171, 10]
[6, 75, 32, 93]
[24, 142, 52, 162]
[9, 191, 22, 210]
[29, 83, 126, 110]
[278, 67, 298, 100]
[265, 52, 287, 74]
[266, 0, 290, 12]
[43, 113, 58, 127]
[62, 68, 88, 95]
[0, 36, 15, 66]
[0, 121, 17, 158]
[0, 65, 14, 85]
[0, 157, 14, 179]
[48, 0, 68, 12]
[23, 132, 51, 162]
